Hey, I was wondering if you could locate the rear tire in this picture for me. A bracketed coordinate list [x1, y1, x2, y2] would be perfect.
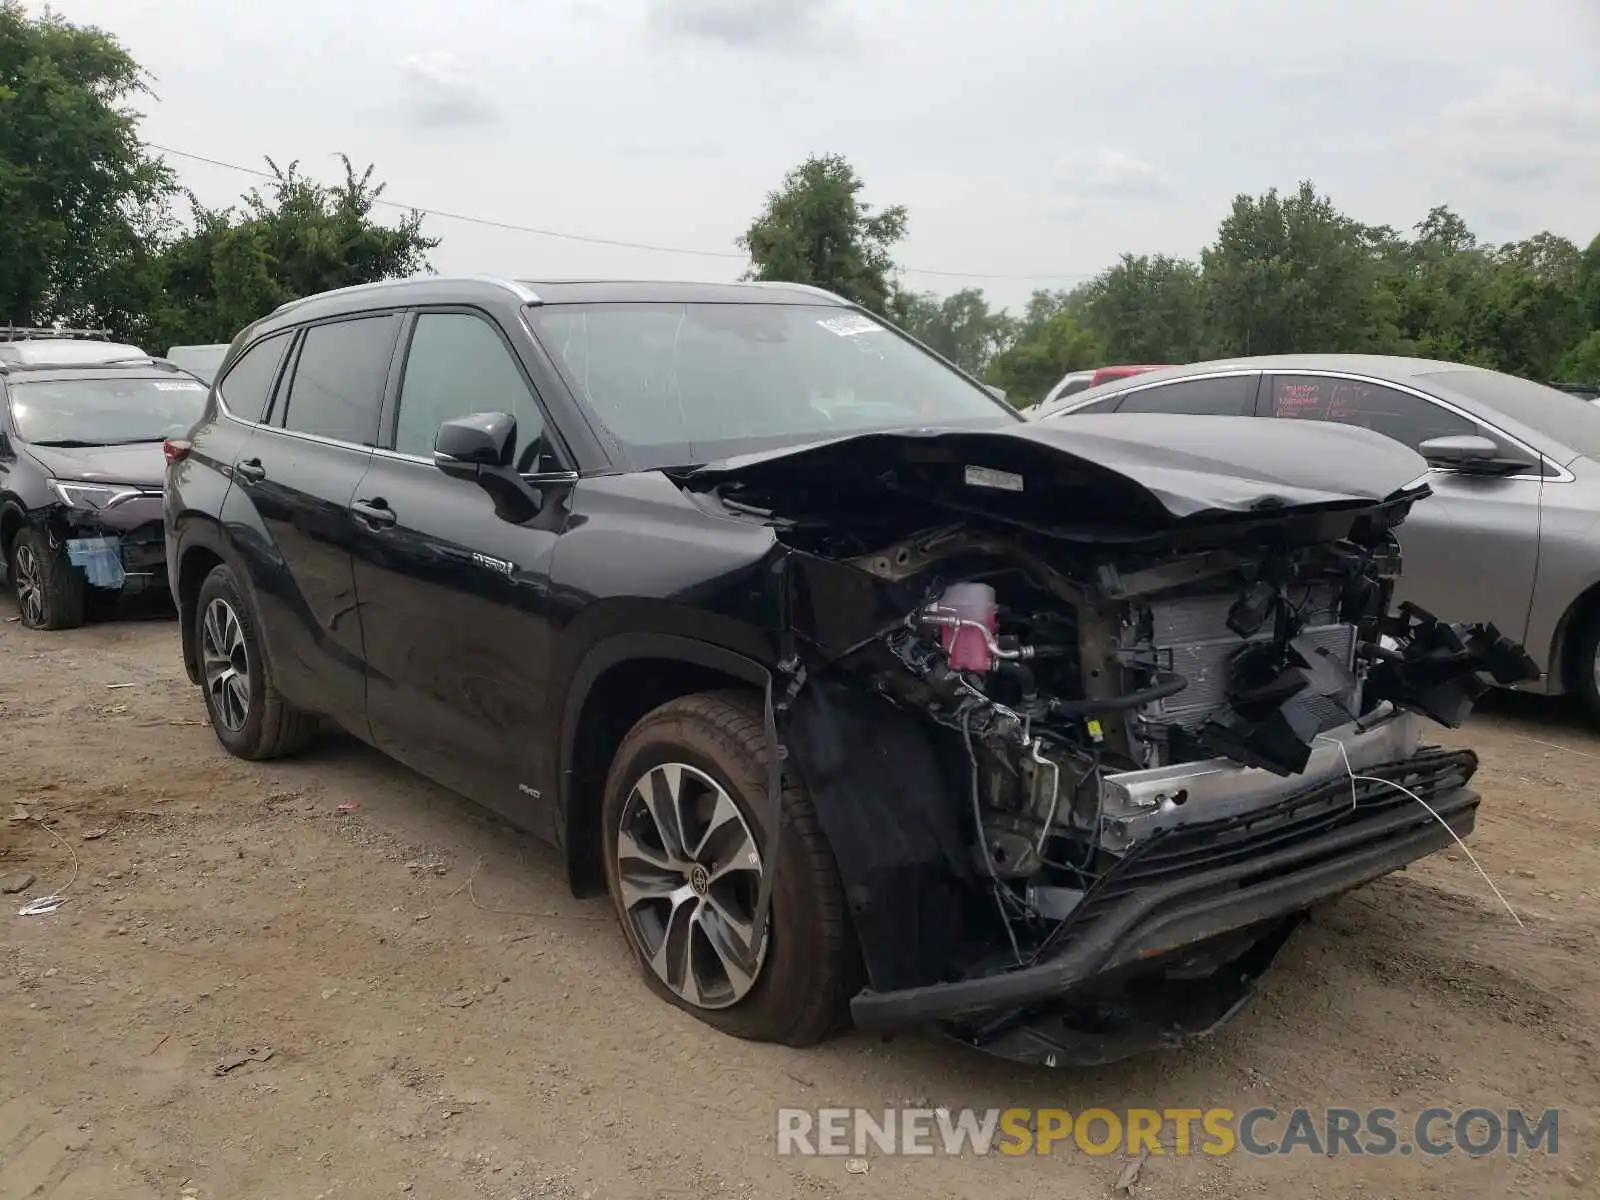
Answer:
[600, 690, 856, 1046]
[193, 563, 319, 760]
[9, 527, 86, 630]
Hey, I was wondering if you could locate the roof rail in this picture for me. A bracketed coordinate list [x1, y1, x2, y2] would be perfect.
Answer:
[270, 274, 541, 316]
[1, 325, 114, 343]
[0, 355, 167, 375]
[743, 280, 850, 303]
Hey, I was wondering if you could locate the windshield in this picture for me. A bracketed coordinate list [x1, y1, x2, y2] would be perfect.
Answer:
[526, 302, 1016, 466]
[8, 376, 209, 445]
[1420, 369, 1600, 460]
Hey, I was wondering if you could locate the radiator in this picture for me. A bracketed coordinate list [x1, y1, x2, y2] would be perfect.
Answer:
[1140, 592, 1358, 729]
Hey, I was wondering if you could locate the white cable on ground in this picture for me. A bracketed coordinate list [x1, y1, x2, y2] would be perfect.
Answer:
[16, 817, 79, 916]
[1315, 735, 1523, 929]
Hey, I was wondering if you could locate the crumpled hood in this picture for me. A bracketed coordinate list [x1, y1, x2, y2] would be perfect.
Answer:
[686, 414, 1431, 536]
[25, 441, 166, 488]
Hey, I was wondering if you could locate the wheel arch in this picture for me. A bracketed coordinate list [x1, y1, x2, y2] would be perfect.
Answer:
[559, 633, 772, 898]
[172, 516, 253, 687]
[0, 496, 26, 575]
[1549, 577, 1600, 697]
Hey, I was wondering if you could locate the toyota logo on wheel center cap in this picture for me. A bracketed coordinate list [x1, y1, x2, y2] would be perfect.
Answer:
[689, 864, 710, 896]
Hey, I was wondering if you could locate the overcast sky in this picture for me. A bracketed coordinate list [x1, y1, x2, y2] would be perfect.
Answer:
[37, 0, 1600, 311]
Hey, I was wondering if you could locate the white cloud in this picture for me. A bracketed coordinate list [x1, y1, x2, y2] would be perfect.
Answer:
[1049, 148, 1172, 221]
[399, 51, 498, 129]
[1078, 149, 1170, 200]
[1432, 72, 1600, 185]
[645, 0, 848, 50]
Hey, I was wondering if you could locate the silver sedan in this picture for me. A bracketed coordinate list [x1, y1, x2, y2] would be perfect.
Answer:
[1031, 355, 1600, 722]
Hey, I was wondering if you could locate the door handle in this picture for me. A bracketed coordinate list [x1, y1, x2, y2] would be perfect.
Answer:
[234, 458, 266, 483]
[351, 498, 397, 528]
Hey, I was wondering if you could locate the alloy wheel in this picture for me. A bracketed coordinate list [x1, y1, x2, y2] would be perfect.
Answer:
[201, 598, 251, 732]
[12, 543, 43, 627]
[615, 762, 768, 1009]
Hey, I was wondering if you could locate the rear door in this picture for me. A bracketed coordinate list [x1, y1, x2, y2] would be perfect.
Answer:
[226, 312, 402, 731]
[1260, 371, 1542, 640]
[348, 307, 570, 829]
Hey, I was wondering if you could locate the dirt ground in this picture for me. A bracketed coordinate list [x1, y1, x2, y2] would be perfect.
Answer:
[1, 608, 1597, 1200]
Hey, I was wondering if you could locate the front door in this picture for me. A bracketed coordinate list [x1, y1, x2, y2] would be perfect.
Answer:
[225, 313, 403, 732]
[1261, 372, 1541, 641]
[349, 308, 569, 833]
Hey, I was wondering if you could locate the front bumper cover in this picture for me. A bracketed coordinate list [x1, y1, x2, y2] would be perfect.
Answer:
[849, 745, 1478, 1064]
[32, 494, 167, 593]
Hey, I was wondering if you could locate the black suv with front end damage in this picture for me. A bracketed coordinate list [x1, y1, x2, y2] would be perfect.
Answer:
[1, 355, 209, 628]
[164, 276, 1535, 1066]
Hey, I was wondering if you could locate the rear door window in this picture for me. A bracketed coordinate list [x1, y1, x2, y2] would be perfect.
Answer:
[218, 333, 291, 423]
[279, 315, 401, 445]
[1115, 375, 1258, 415]
[1267, 374, 1478, 452]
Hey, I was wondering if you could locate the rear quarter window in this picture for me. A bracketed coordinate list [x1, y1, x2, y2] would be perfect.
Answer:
[217, 333, 291, 422]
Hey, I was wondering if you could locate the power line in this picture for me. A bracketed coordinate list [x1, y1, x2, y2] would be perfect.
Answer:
[144, 141, 1103, 285]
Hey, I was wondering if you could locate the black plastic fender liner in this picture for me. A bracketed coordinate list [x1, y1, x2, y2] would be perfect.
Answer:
[783, 675, 993, 993]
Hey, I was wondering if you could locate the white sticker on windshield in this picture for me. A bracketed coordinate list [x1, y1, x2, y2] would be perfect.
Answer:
[154, 380, 206, 391]
[964, 465, 1024, 493]
[816, 314, 881, 338]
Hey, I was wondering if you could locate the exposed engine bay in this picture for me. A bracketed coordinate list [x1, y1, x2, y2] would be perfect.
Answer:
[682, 417, 1539, 1064]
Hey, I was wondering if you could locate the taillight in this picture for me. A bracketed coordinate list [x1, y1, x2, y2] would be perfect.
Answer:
[163, 438, 192, 464]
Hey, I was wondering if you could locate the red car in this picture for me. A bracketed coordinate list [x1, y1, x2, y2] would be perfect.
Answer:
[1039, 364, 1169, 408]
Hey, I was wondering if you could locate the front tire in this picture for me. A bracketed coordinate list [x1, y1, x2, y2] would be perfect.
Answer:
[9, 527, 86, 630]
[193, 563, 319, 760]
[601, 690, 856, 1046]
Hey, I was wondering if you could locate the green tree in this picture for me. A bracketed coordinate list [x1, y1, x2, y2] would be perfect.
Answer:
[1468, 234, 1587, 379]
[737, 154, 907, 315]
[984, 289, 1103, 406]
[1377, 206, 1497, 365]
[1201, 181, 1395, 356]
[0, 2, 175, 330]
[1577, 234, 1600, 329]
[140, 156, 437, 349]
[889, 286, 1014, 376]
[1079, 253, 1211, 363]
[1559, 331, 1600, 382]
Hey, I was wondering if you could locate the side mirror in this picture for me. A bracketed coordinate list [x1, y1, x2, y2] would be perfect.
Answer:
[433, 411, 576, 523]
[1419, 434, 1533, 475]
[985, 384, 1008, 403]
[434, 412, 516, 480]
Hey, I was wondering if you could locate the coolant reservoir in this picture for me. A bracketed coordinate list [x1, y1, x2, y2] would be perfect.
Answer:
[938, 582, 997, 673]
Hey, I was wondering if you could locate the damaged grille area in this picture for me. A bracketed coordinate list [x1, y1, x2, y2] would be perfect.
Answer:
[1070, 746, 1479, 923]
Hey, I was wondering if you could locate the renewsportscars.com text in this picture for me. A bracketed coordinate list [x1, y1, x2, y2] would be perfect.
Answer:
[776, 1106, 1560, 1158]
